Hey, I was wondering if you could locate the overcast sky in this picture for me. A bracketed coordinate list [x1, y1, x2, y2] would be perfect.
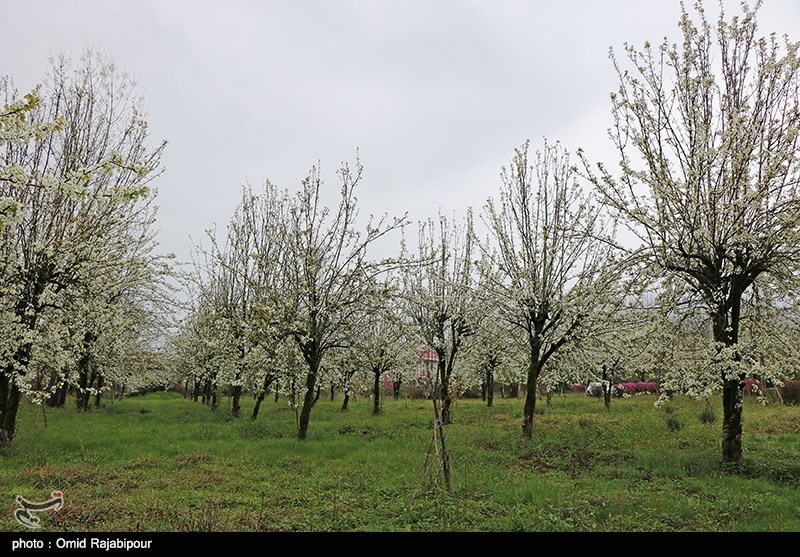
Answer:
[2, 0, 800, 264]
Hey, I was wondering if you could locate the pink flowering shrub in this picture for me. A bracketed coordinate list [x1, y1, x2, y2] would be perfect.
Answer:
[570, 384, 586, 393]
[744, 378, 765, 395]
[612, 382, 659, 397]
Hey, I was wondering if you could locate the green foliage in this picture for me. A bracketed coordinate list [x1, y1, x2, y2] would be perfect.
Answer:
[0, 392, 799, 531]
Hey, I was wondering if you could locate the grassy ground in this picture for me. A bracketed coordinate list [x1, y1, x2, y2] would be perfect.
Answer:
[1, 391, 799, 532]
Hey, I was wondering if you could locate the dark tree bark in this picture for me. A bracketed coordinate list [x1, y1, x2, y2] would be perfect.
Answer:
[432, 395, 452, 491]
[46, 381, 67, 408]
[94, 374, 104, 408]
[251, 374, 274, 421]
[485, 355, 496, 408]
[330, 381, 335, 401]
[372, 368, 382, 415]
[392, 377, 401, 400]
[0, 375, 18, 448]
[436, 356, 453, 425]
[231, 384, 242, 418]
[602, 364, 612, 412]
[341, 369, 356, 411]
[297, 366, 318, 440]
[522, 366, 539, 439]
[714, 292, 745, 463]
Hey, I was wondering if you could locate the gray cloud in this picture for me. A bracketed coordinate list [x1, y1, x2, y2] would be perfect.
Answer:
[2, 0, 798, 262]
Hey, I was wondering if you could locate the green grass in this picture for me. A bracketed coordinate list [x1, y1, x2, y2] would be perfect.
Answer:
[1, 391, 799, 531]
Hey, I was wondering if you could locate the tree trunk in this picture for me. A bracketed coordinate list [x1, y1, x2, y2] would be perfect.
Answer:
[341, 391, 350, 411]
[94, 374, 104, 408]
[372, 369, 381, 415]
[274, 379, 280, 403]
[602, 365, 611, 412]
[56, 382, 68, 408]
[0, 383, 21, 448]
[438, 359, 452, 425]
[77, 364, 88, 412]
[76, 331, 97, 412]
[251, 375, 274, 421]
[487, 367, 494, 408]
[432, 395, 452, 491]
[522, 340, 541, 440]
[297, 363, 319, 440]
[330, 382, 335, 401]
[83, 368, 97, 412]
[393, 377, 401, 400]
[715, 293, 744, 463]
[0, 373, 11, 447]
[231, 384, 242, 418]
[722, 378, 744, 462]
[46, 380, 65, 408]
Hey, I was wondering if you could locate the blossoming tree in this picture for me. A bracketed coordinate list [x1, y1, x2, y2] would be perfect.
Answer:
[581, 1, 800, 461]
[0, 52, 166, 447]
[484, 140, 616, 439]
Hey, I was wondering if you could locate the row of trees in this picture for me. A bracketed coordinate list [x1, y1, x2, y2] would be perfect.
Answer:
[3, 2, 800, 465]
[177, 2, 800, 463]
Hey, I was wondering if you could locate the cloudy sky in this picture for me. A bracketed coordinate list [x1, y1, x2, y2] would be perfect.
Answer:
[2, 0, 800, 263]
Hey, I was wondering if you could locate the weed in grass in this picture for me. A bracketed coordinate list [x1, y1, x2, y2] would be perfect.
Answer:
[666, 415, 682, 432]
[700, 404, 716, 424]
